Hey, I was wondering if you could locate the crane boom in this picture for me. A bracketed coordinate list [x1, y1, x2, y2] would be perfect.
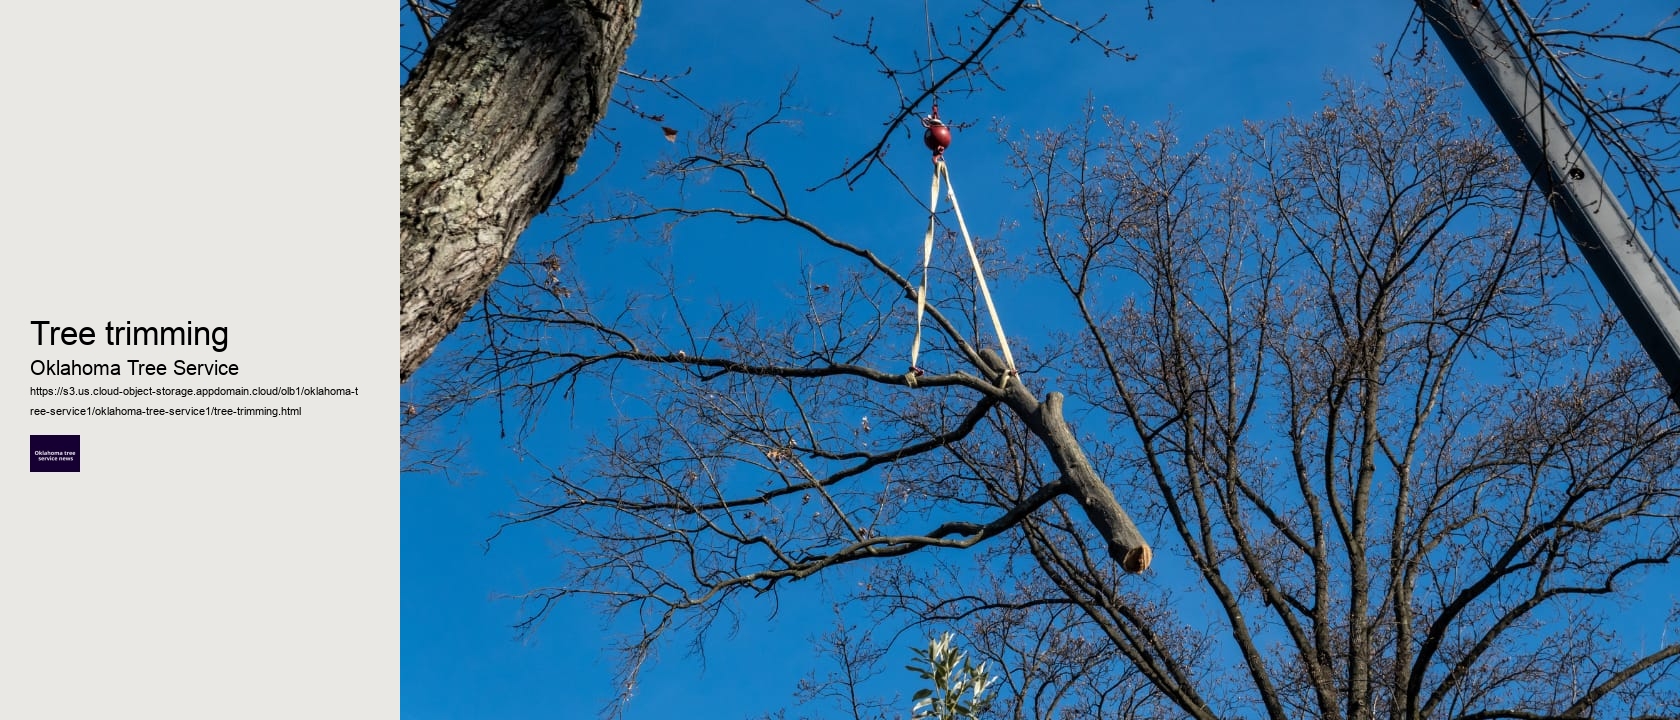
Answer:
[1416, 0, 1680, 402]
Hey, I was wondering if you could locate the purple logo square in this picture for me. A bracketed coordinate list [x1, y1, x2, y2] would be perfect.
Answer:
[30, 434, 80, 472]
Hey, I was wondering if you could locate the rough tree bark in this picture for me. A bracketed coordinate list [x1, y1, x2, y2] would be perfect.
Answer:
[400, 0, 642, 381]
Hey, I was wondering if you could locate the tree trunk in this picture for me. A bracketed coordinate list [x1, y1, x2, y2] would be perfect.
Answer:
[400, 0, 641, 381]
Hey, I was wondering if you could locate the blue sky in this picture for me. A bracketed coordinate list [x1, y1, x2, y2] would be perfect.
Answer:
[401, 3, 1676, 719]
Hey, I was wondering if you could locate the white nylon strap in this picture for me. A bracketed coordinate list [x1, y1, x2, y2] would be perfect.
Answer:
[907, 159, 1017, 378]
[940, 160, 1017, 375]
[909, 165, 942, 372]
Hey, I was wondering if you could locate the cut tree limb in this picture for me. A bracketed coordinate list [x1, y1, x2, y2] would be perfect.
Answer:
[981, 349, 1153, 572]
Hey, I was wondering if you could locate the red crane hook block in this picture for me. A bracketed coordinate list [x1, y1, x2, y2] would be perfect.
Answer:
[922, 104, 951, 159]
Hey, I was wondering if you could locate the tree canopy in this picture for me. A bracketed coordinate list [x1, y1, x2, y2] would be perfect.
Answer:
[401, 3, 1680, 719]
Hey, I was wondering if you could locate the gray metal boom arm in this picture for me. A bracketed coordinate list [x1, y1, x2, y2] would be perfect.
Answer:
[1416, 0, 1680, 402]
